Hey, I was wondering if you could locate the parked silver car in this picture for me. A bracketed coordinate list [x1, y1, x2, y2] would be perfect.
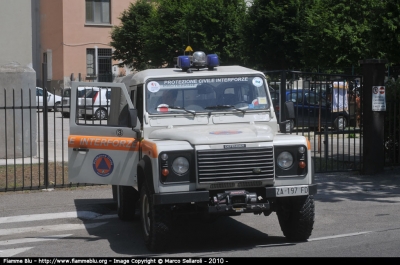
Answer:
[61, 87, 93, 118]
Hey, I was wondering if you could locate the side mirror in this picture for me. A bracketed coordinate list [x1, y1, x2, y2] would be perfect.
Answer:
[279, 101, 295, 133]
[284, 101, 295, 119]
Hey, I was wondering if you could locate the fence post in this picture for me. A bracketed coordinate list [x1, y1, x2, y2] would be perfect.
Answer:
[42, 60, 49, 188]
[359, 59, 387, 175]
[279, 71, 287, 123]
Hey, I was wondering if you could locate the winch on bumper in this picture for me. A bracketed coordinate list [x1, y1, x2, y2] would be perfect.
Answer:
[152, 184, 317, 214]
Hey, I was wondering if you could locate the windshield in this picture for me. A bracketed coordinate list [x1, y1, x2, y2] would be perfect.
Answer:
[146, 76, 270, 114]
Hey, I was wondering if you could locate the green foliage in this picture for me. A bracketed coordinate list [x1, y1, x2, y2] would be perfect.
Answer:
[110, 0, 155, 70]
[370, 0, 400, 63]
[385, 78, 400, 101]
[111, 0, 246, 70]
[110, 0, 400, 72]
[300, 0, 379, 71]
[241, 0, 311, 70]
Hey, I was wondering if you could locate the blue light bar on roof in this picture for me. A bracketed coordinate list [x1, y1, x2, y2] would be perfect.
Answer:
[177, 52, 219, 71]
[177, 56, 190, 69]
[207, 54, 219, 69]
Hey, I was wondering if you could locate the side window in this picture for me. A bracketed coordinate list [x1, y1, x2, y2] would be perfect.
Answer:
[74, 85, 117, 126]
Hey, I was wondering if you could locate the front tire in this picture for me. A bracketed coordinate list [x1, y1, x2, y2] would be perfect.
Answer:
[140, 184, 170, 252]
[117, 185, 139, 221]
[276, 195, 315, 241]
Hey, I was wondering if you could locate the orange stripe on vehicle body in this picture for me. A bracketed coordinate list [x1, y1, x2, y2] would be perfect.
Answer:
[141, 140, 158, 158]
[306, 138, 311, 150]
[68, 135, 139, 151]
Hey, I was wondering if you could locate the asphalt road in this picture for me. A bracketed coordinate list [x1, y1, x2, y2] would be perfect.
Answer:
[1, 170, 399, 258]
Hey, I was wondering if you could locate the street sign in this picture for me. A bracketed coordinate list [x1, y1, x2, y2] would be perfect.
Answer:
[372, 86, 386, 111]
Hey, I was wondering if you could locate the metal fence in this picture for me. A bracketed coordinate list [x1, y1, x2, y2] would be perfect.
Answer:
[0, 87, 88, 192]
[266, 70, 364, 173]
[384, 98, 400, 167]
[1, 74, 398, 191]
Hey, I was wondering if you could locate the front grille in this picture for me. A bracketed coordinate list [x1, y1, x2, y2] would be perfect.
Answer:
[197, 147, 274, 183]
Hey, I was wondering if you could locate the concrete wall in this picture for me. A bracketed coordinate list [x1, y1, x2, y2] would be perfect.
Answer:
[0, 0, 37, 159]
[0, 64, 37, 159]
[0, 0, 33, 66]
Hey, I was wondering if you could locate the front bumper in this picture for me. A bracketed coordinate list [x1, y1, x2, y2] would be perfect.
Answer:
[152, 184, 317, 205]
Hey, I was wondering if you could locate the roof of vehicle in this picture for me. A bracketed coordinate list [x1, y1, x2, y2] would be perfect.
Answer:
[125, 65, 265, 87]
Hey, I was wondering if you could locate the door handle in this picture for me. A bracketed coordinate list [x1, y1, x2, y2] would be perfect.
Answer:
[73, 148, 89, 152]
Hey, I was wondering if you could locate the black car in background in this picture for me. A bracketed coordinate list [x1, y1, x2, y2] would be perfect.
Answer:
[272, 89, 349, 131]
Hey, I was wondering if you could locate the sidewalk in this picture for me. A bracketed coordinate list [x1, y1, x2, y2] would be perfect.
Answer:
[315, 168, 400, 197]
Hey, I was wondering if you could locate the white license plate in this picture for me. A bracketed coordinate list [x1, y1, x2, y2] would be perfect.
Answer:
[276, 185, 309, 197]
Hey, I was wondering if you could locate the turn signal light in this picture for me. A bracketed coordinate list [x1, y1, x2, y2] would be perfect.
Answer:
[298, 161, 306, 169]
[162, 168, 169, 177]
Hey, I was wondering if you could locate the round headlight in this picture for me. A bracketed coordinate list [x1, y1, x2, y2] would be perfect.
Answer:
[277, 151, 294, 169]
[172, 157, 189, 175]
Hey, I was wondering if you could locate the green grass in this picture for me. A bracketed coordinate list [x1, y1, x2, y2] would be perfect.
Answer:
[0, 162, 69, 190]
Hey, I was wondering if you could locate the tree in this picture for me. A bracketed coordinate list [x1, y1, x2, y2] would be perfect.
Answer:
[241, 0, 312, 71]
[144, 0, 247, 67]
[110, 0, 154, 71]
[300, 0, 376, 72]
[111, 0, 247, 70]
[369, 0, 400, 64]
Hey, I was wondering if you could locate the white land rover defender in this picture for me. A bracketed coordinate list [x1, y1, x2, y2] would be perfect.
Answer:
[68, 51, 317, 252]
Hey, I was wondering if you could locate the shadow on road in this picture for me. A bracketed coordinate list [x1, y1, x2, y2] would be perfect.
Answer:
[73, 198, 292, 256]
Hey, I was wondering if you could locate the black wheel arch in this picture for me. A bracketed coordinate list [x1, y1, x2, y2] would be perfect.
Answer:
[138, 155, 155, 194]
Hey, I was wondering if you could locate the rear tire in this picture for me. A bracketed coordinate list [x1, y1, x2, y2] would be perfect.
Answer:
[334, 116, 346, 131]
[276, 195, 315, 241]
[95, 108, 108, 120]
[140, 184, 170, 252]
[117, 185, 139, 221]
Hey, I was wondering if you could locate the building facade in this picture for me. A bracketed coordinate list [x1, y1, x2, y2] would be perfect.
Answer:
[38, 0, 133, 94]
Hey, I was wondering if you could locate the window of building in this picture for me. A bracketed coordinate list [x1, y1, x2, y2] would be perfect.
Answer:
[85, 0, 110, 24]
[86, 48, 113, 82]
[86, 48, 96, 76]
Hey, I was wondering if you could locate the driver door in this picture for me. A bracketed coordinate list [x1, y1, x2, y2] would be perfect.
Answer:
[68, 81, 140, 186]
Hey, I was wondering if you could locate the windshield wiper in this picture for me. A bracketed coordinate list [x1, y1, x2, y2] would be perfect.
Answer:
[156, 105, 196, 116]
[204, 105, 246, 114]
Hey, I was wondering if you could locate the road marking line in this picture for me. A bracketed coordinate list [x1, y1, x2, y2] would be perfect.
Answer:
[308, 231, 373, 241]
[0, 211, 116, 224]
[0, 222, 107, 236]
[0, 247, 33, 257]
[0, 234, 72, 246]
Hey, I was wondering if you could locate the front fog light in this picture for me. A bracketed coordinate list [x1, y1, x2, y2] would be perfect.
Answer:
[172, 157, 189, 175]
[277, 151, 294, 169]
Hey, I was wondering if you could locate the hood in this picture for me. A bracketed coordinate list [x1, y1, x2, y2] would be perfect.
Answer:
[149, 124, 275, 145]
